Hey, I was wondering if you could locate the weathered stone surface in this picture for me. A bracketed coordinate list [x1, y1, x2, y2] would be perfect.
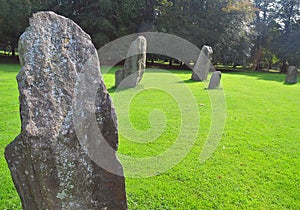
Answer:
[191, 45, 213, 81]
[285, 66, 298, 84]
[5, 11, 127, 210]
[115, 36, 147, 88]
[209, 63, 216, 72]
[208, 71, 222, 89]
[115, 69, 124, 89]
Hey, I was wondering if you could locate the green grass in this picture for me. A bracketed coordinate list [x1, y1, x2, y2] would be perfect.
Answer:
[0, 64, 22, 209]
[1, 64, 300, 209]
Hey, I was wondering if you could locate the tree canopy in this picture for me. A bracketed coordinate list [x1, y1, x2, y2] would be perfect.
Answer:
[0, 0, 299, 69]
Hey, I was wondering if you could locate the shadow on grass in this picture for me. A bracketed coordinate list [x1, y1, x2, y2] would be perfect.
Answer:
[224, 71, 289, 83]
[101, 66, 120, 75]
[107, 86, 116, 94]
[176, 79, 202, 84]
[103, 67, 192, 76]
[0, 63, 21, 74]
[107, 85, 143, 94]
[283, 82, 298, 86]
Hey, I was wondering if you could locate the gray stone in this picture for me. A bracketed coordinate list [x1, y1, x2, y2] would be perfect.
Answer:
[192, 45, 213, 81]
[208, 71, 222, 89]
[115, 69, 124, 88]
[5, 11, 127, 210]
[209, 63, 216, 72]
[285, 66, 298, 84]
[115, 36, 147, 88]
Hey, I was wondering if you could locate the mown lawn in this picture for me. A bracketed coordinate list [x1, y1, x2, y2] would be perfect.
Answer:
[0, 64, 22, 209]
[0, 63, 299, 209]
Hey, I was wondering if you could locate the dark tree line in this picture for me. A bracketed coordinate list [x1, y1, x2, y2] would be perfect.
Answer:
[0, 0, 299, 70]
[252, 0, 300, 71]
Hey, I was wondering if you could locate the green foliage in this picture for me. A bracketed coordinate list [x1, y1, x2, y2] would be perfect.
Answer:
[0, 0, 299, 67]
[0, 0, 33, 55]
[1, 64, 299, 209]
[252, 0, 300, 70]
[271, 0, 300, 66]
[155, 0, 256, 65]
[0, 0, 259, 64]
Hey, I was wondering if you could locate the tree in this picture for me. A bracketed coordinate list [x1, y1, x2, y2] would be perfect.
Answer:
[271, 0, 300, 71]
[0, 0, 33, 56]
[35, 0, 170, 48]
[0, 0, 296, 69]
[216, 0, 257, 66]
[156, 0, 256, 66]
[252, 0, 277, 70]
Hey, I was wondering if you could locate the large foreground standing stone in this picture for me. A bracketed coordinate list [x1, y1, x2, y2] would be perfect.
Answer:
[208, 71, 222, 89]
[5, 11, 127, 210]
[115, 36, 147, 88]
[285, 66, 298, 84]
[191, 45, 213, 81]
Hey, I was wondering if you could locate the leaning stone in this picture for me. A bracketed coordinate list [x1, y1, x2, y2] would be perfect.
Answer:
[115, 36, 147, 89]
[209, 63, 216, 72]
[208, 71, 222, 89]
[115, 69, 124, 87]
[191, 45, 213, 81]
[5, 11, 127, 210]
[285, 66, 298, 84]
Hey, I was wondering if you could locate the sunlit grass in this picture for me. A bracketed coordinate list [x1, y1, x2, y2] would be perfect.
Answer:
[0, 64, 299, 209]
[0, 64, 22, 209]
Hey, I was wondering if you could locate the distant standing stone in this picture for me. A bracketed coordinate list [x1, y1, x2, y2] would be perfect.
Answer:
[208, 71, 222, 89]
[5, 11, 127, 210]
[192, 45, 213, 81]
[285, 66, 298, 84]
[115, 36, 147, 88]
[115, 69, 125, 88]
[209, 63, 216, 72]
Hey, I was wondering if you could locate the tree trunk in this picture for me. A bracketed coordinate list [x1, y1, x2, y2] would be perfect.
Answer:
[254, 47, 263, 71]
[151, 58, 154, 65]
[267, 60, 272, 70]
[169, 59, 173, 66]
[280, 60, 288, 73]
[11, 45, 16, 57]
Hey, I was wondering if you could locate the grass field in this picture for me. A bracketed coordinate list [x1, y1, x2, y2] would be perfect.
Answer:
[0, 63, 299, 209]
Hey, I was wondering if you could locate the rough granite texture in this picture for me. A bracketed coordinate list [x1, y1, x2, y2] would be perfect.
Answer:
[285, 66, 298, 84]
[5, 11, 127, 210]
[191, 45, 213, 81]
[115, 36, 147, 88]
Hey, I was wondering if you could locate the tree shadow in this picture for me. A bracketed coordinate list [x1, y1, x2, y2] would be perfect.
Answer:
[0, 63, 21, 74]
[101, 66, 120, 75]
[283, 82, 298, 86]
[107, 86, 116, 94]
[225, 71, 288, 83]
[107, 84, 144, 94]
[176, 79, 204, 84]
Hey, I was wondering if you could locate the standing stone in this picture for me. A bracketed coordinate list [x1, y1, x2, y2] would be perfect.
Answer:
[208, 71, 222, 89]
[115, 36, 147, 88]
[5, 11, 127, 210]
[115, 69, 125, 89]
[285, 66, 298, 84]
[209, 63, 216, 72]
[191, 45, 213, 81]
